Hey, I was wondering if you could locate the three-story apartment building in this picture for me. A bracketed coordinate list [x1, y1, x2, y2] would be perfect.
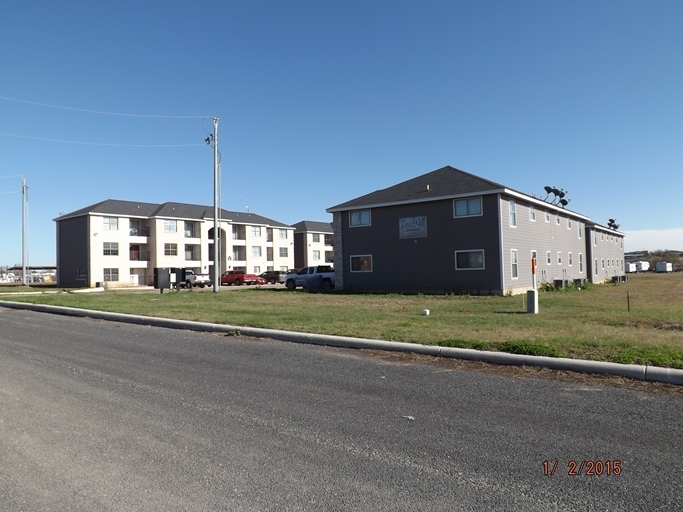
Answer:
[55, 200, 295, 287]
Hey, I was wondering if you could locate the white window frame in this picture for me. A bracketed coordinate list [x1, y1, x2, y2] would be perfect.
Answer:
[252, 246, 262, 257]
[279, 247, 288, 257]
[579, 253, 584, 273]
[350, 254, 373, 272]
[453, 197, 483, 218]
[164, 220, 177, 233]
[251, 226, 262, 237]
[567, 218, 572, 229]
[312, 233, 320, 243]
[568, 252, 573, 266]
[578, 222, 582, 239]
[279, 229, 288, 239]
[546, 251, 551, 265]
[103, 242, 119, 256]
[545, 211, 550, 222]
[164, 243, 178, 256]
[349, 210, 371, 227]
[529, 205, 536, 222]
[510, 249, 518, 279]
[103, 268, 119, 282]
[509, 200, 517, 227]
[455, 250, 485, 270]
[557, 252, 562, 265]
[103, 217, 118, 231]
[312, 250, 321, 261]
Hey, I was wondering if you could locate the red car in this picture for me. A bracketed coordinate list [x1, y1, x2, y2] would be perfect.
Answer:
[246, 274, 267, 285]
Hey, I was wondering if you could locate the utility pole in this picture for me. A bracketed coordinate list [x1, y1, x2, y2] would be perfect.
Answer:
[21, 175, 28, 286]
[212, 117, 220, 293]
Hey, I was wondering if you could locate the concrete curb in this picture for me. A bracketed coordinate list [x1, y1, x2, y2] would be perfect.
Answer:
[2, 300, 682, 386]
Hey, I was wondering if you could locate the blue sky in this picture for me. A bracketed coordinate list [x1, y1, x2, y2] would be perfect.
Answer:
[1, 1, 681, 266]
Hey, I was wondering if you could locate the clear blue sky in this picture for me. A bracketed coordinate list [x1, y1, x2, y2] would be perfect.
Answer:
[1, 1, 681, 266]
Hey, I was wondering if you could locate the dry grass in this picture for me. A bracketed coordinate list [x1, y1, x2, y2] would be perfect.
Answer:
[4, 272, 683, 368]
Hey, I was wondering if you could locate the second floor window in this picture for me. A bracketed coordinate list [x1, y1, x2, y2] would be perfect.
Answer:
[312, 233, 320, 243]
[165, 243, 178, 256]
[279, 247, 288, 257]
[103, 242, 118, 256]
[251, 226, 262, 237]
[509, 200, 516, 227]
[350, 210, 371, 227]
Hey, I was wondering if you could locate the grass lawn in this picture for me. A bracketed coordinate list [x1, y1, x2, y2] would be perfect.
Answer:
[3, 273, 683, 368]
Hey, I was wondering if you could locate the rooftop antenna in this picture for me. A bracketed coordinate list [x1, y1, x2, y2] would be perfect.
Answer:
[22, 175, 29, 286]
[246, 190, 250, 214]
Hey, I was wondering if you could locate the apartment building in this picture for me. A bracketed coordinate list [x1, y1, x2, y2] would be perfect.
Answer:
[55, 200, 295, 287]
[291, 220, 334, 268]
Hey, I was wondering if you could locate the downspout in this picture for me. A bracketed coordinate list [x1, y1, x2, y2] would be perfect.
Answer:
[497, 194, 504, 294]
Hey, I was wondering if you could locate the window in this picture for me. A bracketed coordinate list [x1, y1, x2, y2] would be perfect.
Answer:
[546, 251, 551, 265]
[601, 258, 605, 269]
[184, 222, 196, 238]
[455, 250, 484, 270]
[350, 255, 372, 272]
[103, 217, 118, 231]
[251, 226, 262, 237]
[252, 246, 262, 257]
[595, 259, 598, 274]
[601, 233, 604, 241]
[164, 220, 177, 233]
[279, 247, 288, 257]
[557, 252, 562, 265]
[579, 253, 584, 273]
[103, 268, 119, 282]
[529, 205, 536, 221]
[578, 222, 582, 239]
[279, 229, 288, 239]
[164, 243, 178, 256]
[280, 266, 288, 272]
[594, 233, 597, 246]
[267, 247, 273, 260]
[350, 210, 371, 227]
[511, 250, 518, 278]
[185, 245, 199, 260]
[129, 219, 140, 236]
[312, 233, 320, 243]
[254, 266, 260, 274]
[103, 242, 119, 256]
[509, 200, 517, 227]
[568, 252, 573, 266]
[313, 250, 320, 261]
[556, 215, 560, 225]
[567, 218, 572, 229]
[545, 211, 550, 222]
[454, 197, 482, 217]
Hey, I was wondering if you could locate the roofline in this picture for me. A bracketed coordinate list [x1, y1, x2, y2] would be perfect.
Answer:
[327, 187, 592, 221]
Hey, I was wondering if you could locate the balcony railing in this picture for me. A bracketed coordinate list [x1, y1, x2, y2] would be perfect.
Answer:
[129, 250, 150, 261]
[129, 227, 150, 237]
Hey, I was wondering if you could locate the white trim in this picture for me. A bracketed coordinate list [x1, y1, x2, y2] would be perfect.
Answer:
[350, 254, 373, 272]
[454, 249, 486, 270]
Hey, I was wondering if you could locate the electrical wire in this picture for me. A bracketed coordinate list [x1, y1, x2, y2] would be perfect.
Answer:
[0, 132, 204, 147]
[0, 95, 210, 119]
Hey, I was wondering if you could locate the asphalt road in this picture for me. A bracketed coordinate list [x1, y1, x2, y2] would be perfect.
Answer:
[1, 307, 682, 511]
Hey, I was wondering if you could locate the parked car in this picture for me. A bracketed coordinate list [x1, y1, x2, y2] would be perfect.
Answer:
[221, 270, 257, 286]
[259, 270, 286, 284]
[246, 274, 267, 285]
[285, 265, 335, 290]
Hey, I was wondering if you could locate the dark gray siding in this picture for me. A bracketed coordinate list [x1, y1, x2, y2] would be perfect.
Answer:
[293, 232, 305, 268]
[341, 195, 502, 294]
[56, 216, 89, 287]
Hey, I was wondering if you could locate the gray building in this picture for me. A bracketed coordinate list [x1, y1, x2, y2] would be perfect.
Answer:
[327, 166, 625, 295]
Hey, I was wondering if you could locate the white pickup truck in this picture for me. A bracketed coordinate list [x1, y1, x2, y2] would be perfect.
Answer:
[285, 265, 335, 290]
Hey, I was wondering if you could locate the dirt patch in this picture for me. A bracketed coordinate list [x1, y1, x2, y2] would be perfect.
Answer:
[356, 348, 683, 395]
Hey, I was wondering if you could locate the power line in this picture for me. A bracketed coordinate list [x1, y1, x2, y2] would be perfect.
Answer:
[0, 132, 204, 147]
[0, 95, 210, 119]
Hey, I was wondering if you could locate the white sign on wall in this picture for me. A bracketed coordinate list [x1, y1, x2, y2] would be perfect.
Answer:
[399, 216, 428, 239]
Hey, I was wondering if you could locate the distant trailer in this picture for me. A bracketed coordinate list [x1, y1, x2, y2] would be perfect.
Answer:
[635, 261, 650, 272]
[656, 262, 673, 273]
[624, 263, 637, 273]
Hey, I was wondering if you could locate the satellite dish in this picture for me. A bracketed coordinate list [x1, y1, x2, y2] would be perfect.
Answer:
[609, 218, 615, 224]
[559, 198, 569, 207]
[544, 186, 553, 194]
